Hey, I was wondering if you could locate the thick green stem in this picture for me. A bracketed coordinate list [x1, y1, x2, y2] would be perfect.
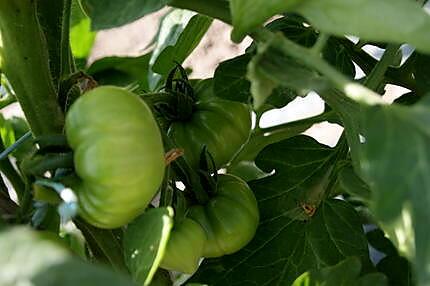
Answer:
[169, 0, 232, 24]
[364, 44, 401, 91]
[0, 0, 65, 136]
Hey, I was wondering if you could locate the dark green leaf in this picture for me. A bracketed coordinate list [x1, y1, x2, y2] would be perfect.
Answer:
[323, 39, 356, 78]
[83, 0, 169, 30]
[191, 136, 371, 285]
[123, 207, 173, 286]
[0, 227, 135, 286]
[292, 257, 387, 286]
[213, 53, 252, 103]
[266, 14, 317, 48]
[360, 98, 430, 285]
[414, 53, 430, 94]
[377, 255, 415, 286]
[394, 92, 422, 106]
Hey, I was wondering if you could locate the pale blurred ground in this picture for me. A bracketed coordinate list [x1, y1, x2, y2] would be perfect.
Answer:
[2, 10, 410, 147]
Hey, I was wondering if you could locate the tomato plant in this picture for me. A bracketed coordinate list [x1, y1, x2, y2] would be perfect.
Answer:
[0, 0, 429, 285]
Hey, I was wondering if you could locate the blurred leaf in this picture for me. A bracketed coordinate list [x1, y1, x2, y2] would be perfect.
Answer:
[292, 257, 387, 286]
[124, 207, 173, 286]
[148, 10, 212, 89]
[360, 98, 430, 285]
[83, 0, 169, 30]
[0, 227, 135, 286]
[191, 136, 371, 285]
[0, 113, 15, 148]
[87, 54, 151, 90]
[294, 0, 430, 54]
[230, 0, 302, 42]
[70, 1, 96, 59]
[248, 34, 328, 108]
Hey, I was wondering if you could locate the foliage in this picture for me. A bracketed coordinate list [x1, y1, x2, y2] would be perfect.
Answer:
[0, 0, 429, 285]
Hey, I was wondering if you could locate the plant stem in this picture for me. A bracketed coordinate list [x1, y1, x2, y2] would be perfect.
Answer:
[169, 0, 232, 24]
[231, 111, 337, 164]
[311, 33, 330, 55]
[364, 44, 401, 91]
[0, 0, 65, 136]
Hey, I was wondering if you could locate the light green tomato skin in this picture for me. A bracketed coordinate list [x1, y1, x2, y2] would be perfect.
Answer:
[168, 97, 251, 169]
[188, 174, 259, 258]
[65, 86, 165, 229]
[160, 218, 206, 274]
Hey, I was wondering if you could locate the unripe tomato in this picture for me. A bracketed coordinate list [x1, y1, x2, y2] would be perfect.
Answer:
[188, 174, 259, 258]
[65, 86, 165, 228]
[168, 80, 251, 168]
[160, 218, 206, 274]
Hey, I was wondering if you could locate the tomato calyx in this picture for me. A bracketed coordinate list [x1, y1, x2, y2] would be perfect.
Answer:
[154, 64, 196, 122]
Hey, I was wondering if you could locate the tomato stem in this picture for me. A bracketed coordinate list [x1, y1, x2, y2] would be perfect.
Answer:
[0, 0, 67, 136]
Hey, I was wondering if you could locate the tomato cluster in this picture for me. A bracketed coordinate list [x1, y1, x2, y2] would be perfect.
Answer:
[64, 69, 259, 274]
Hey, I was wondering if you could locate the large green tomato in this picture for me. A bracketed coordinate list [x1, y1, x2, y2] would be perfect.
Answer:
[188, 174, 259, 258]
[160, 218, 206, 274]
[168, 80, 251, 168]
[65, 86, 165, 229]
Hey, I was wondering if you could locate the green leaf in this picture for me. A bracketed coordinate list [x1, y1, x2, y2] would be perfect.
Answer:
[191, 136, 371, 285]
[0, 113, 15, 148]
[152, 14, 212, 75]
[338, 165, 371, 203]
[87, 54, 151, 90]
[213, 52, 297, 108]
[360, 98, 430, 285]
[123, 207, 174, 286]
[213, 53, 252, 103]
[294, 0, 430, 54]
[83, 0, 169, 30]
[292, 257, 387, 286]
[70, 1, 96, 59]
[148, 10, 212, 89]
[230, 0, 302, 42]
[0, 227, 135, 286]
[248, 35, 328, 108]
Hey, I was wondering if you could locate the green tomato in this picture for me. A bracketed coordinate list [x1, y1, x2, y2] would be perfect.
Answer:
[168, 80, 251, 168]
[65, 86, 165, 229]
[188, 174, 259, 258]
[160, 218, 206, 274]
